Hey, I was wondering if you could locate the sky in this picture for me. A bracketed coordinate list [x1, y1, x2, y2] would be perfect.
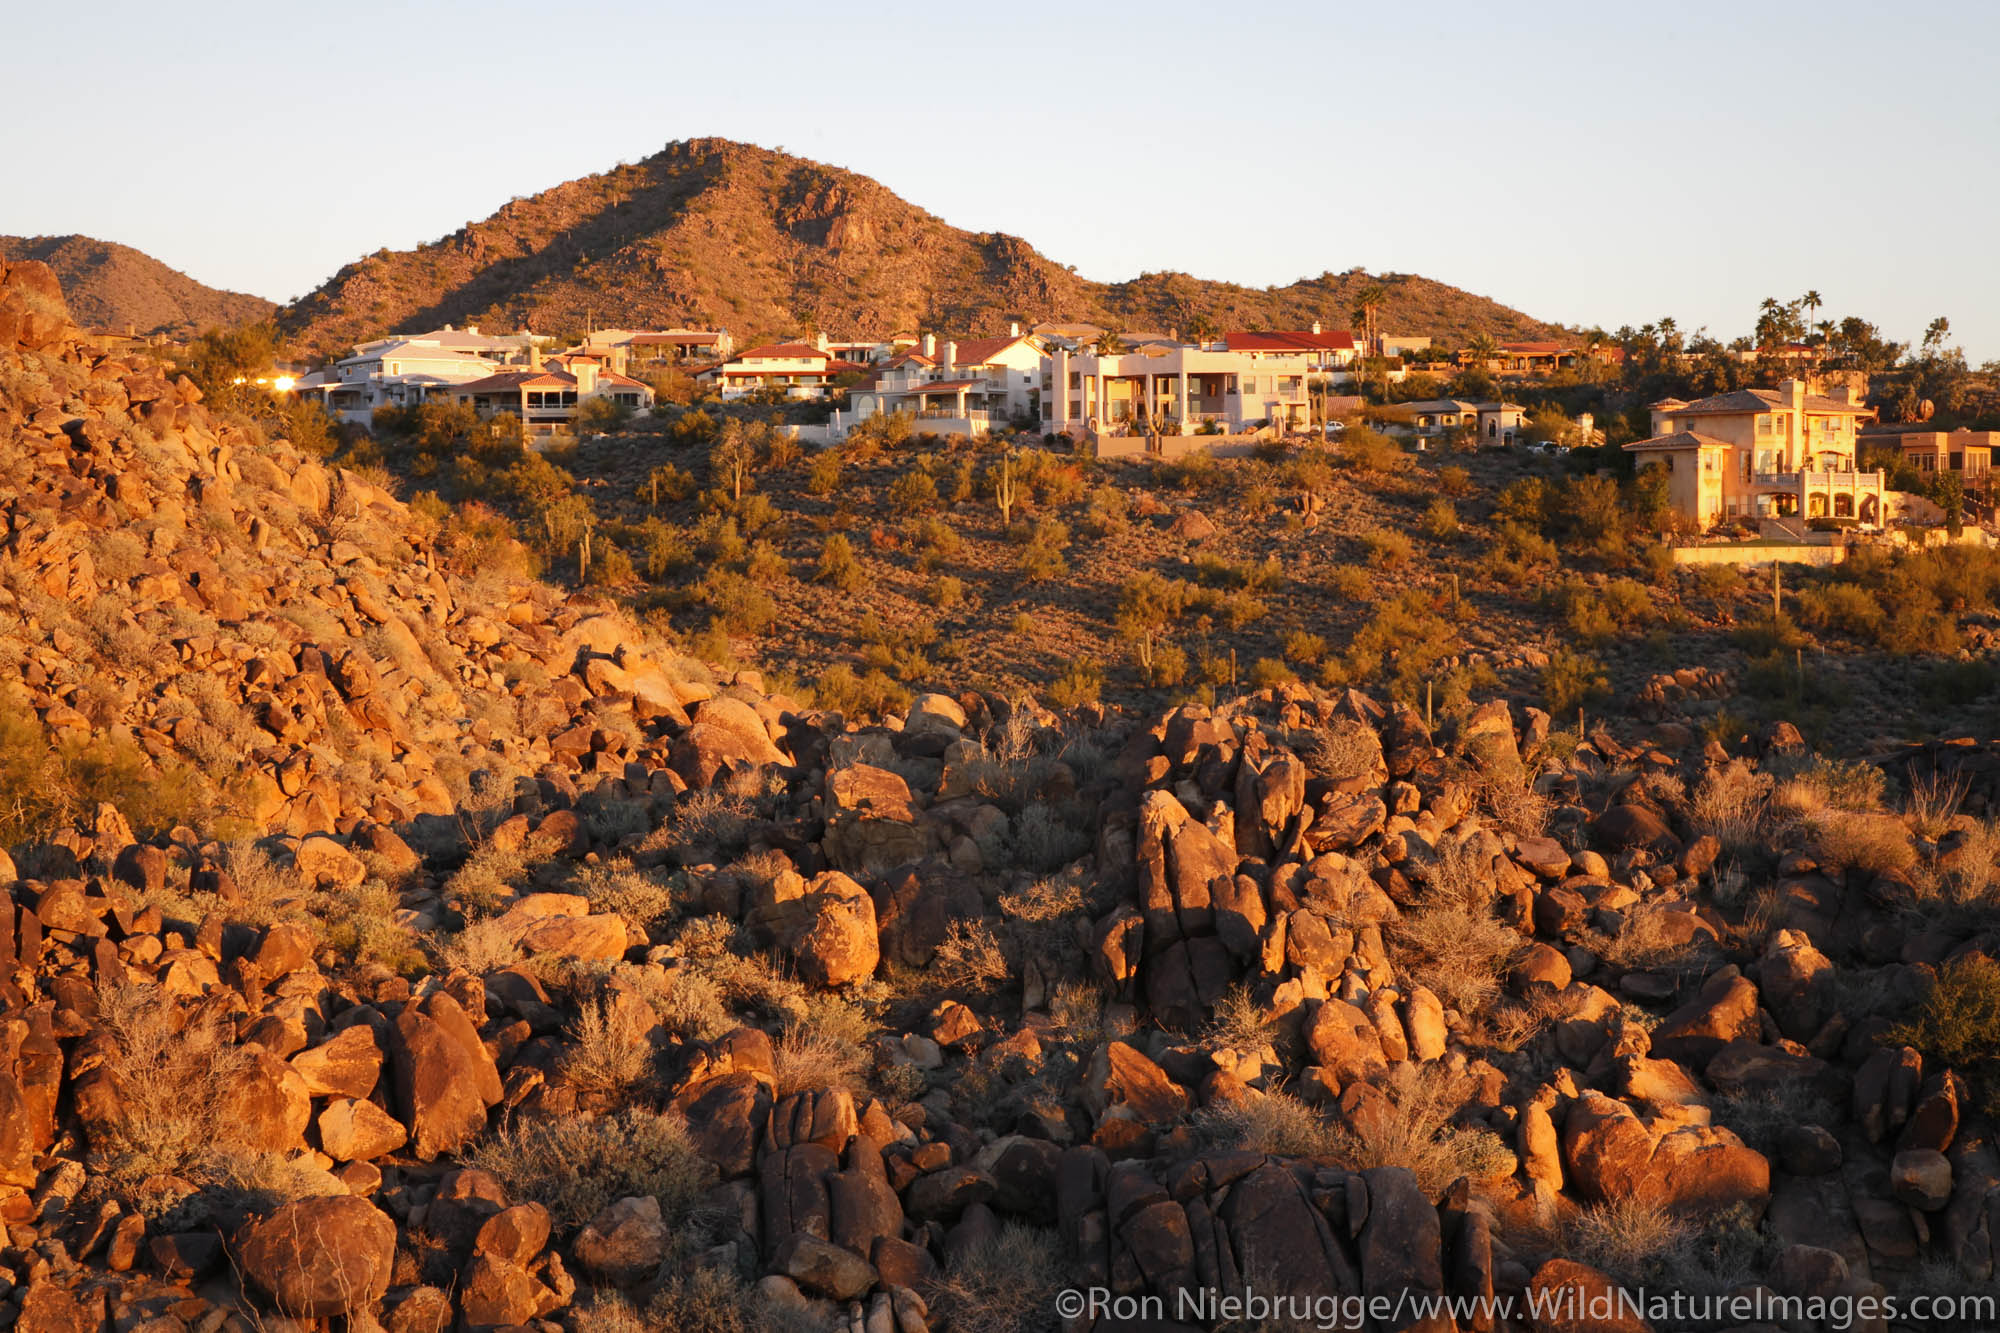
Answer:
[8, 0, 1999, 357]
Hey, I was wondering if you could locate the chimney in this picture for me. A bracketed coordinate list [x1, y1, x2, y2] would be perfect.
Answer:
[1311, 320, 1322, 335]
[921, 332, 937, 359]
[1783, 379, 1806, 412]
[942, 341, 957, 371]
[1010, 321, 1021, 338]
[574, 361, 598, 395]
[814, 330, 830, 353]
[529, 344, 543, 370]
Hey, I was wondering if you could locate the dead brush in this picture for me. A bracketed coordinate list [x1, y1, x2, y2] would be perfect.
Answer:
[1906, 762, 1971, 841]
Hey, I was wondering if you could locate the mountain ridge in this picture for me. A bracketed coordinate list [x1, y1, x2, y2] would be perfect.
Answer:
[275, 137, 1561, 357]
[0, 233, 276, 336]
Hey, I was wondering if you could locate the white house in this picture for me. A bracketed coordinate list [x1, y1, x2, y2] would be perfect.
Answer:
[696, 339, 869, 399]
[293, 338, 504, 423]
[1045, 342, 1315, 436]
[847, 329, 1045, 436]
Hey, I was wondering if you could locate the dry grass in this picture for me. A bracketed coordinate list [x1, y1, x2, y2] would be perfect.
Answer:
[1809, 810, 1916, 877]
[771, 1021, 867, 1097]
[1562, 1198, 1694, 1286]
[1391, 901, 1522, 1015]
[667, 786, 755, 852]
[435, 917, 523, 975]
[468, 1109, 714, 1232]
[1206, 984, 1280, 1053]
[924, 1223, 1064, 1333]
[1193, 1089, 1340, 1159]
[929, 919, 1011, 992]
[1300, 719, 1380, 782]
[90, 984, 250, 1181]
[561, 997, 657, 1102]
[1328, 1065, 1515, 1198]
[1906, 763, 1970, 840]
[1689, 761, 1772, 860]
[1709, 1084, 1836, 1155]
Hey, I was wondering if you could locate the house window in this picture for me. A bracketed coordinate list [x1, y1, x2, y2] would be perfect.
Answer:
[1243, 377, 1260, 394]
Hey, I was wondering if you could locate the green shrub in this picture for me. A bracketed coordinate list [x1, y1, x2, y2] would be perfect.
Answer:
[1363, 530, 1412, 568]
[1541, 647, 1609, 717]
[1419, 500, 1460, 542]
[888, 469, 939, 512]
[1047, 659, 1103, 708]
[816, 533, 864, 591]
[1886, 955, 2000, 1114]
[806, 451, 841, 497]
[1283, 630, 1328, 665]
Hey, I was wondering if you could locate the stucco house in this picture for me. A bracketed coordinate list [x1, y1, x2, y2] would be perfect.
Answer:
[452, 359, 653, 435]
[1046, 342, 1314, 435]
[1863, 426, 1996, 481]
[1221, 325, 1359, 367]
[696, 340, 865, 400]
[1623, 380, 1882, 527]
[848, 331, 1046, 436]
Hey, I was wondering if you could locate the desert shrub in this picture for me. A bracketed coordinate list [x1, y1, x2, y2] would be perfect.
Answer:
[1362, 529, 1412, 568]
[772, 1020, 868, 1098]
[437, 917, 524, 975]
[89, 984, 250, 1180]
[321, 881, 425, 976]
[1326, 564, 1374, 600]
[1709, 1083, 1836, 1156]
[805, 450, 841, 496]
[616, 963, 732, 1043]
[814, 664, 912, 718]
[1690, 761, 1772, 859]
[1340, 427, 1404, 474]
[1016, 520, 1069, 581]
[561, 997, 657, 1102]
[927, 575, 965, 609]
[1563, 1198, 1695, 1287]
[671, 787, 754, 852]
[1282, 630, 1328, 666]
[1194, 1090, 1338, 1158]
[1418, 500, 1460, 541]
[1539, 647, 1609, 718]
[1337, 591, 1459, 705]
[1046, 659, 1103, 708]
[1012, 803, 1090, 873]
[1301, 719, 1380, 781]
[1906, 763, 1971, 839]
[1329, 1065, 1515, 1196]
[1809, 810, 1916, 877]
[1392, 864, 1523, 1013]
[1479, 521, 1558, 583]
[636, 1270, 822, 1333]
[1767, 753, 1886, 816]
[1207, 984, 1280, 1053]
[930, 919, 1011, 991]
[1248, 657, 1295, 688]
[1437, 465, 1472, 498]
[815, 533, 864, 591]
[470, 1109, 714, 1232]
[925, 1223, 1064, 1333]
[0, 702, 209, 844]
[888, 468, 940, 512]
[1794, 582, 1885, 639]
[1886, 954, 2000, 1112]
[697, 569, 777, 634]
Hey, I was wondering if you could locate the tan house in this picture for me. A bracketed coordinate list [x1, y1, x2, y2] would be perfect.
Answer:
[1623, 380, 1882, 527]
[1866, 427, 1996, 480]
[453, 360, 653, 435]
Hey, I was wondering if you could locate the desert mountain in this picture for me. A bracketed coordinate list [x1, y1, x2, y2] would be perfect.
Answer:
[0, 234, 275, 337]
[278, 138, 1558, 356]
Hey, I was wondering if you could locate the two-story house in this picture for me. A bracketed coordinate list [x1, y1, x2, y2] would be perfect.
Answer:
[1045, 341, 1314, 436]
[453, 358, 654, 436]
[696, 339, 870, 399]
[1624, 380, 1881, 527]
[847, 331, 1045, 436]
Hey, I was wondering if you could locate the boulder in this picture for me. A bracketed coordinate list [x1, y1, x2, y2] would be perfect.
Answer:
[574, 1195, 669, 1286]
[318, 1098, 407, 1161]
[236, 1196, 396, 1317]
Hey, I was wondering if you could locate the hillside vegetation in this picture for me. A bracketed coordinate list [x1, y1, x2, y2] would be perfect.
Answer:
[276, 138, 1559, 356]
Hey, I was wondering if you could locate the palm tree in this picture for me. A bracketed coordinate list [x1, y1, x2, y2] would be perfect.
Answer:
[1351, 284, 1387, 357]
[1093, 329, 1127, 356]
[1185, 314, 1218, 348]
[1801, 290, 1823, 342]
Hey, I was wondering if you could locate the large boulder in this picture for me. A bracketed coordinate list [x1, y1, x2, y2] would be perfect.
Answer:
[762, 871, 879, 988]
[388, 992, 502, 1159]
[236, 1196, 396, 1317]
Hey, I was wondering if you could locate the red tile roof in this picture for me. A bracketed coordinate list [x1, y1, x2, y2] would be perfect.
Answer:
[1498, 341, 1571, 356]
[1225, 329, 1355, 353]
[631, 331, 726, 345]
[455, 369, 576, 393]
[940, 336, 1030, 366]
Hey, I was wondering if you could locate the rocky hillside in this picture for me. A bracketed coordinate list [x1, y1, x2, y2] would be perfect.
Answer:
[276, 139, 1558, 357]
[0, 235, 275, 337]
[2, 259, 1999, 1331]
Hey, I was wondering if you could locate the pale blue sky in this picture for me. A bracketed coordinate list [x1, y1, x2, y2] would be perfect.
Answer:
[8, 0, 1997, 357]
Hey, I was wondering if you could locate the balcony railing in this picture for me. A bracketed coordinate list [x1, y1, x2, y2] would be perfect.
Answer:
[1754, 468, 1885, 488]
